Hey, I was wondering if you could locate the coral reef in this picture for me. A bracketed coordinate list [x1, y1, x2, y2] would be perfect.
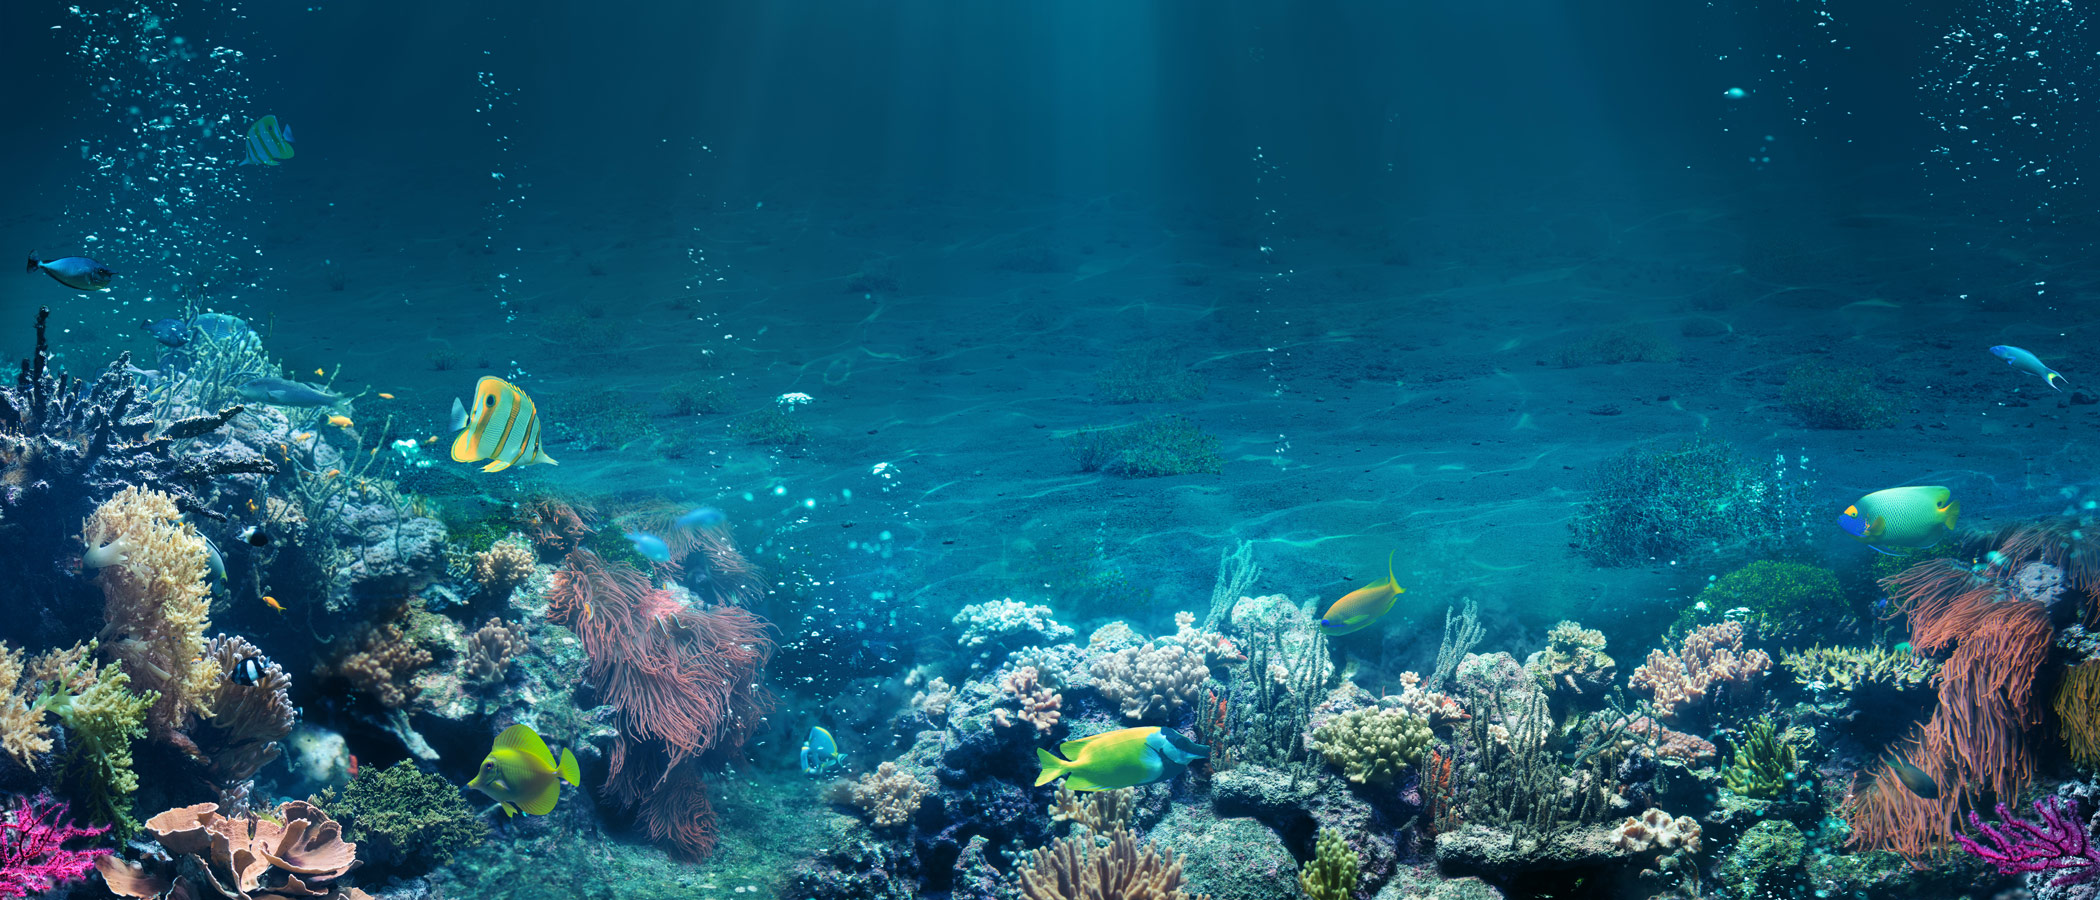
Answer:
[1048, 785, 1134, 835]
[460, 618, 521, 687]
[99, 800, 370, 900]
[1682, 560, 1850, 646]
[1523, 620, 1615, 701]
[322, 613, 435, 710]
[1090, 643, 1209, 722]
[1723, 718, 1800, 799]
[1013, 826, 1210, 900]
[468, 534, 536, 598]
[955, 599, 1075, 664]
[1955, 795, 2098, 887]
[1310, 707, 1432, 786]
[841, 761, 933, 829]
[995, 666, 1062, 734]
[193, 634, 295, 811]
[84, 486, 220, 754]
[0, 794, 109, 898]
[1628, 621, 1771, 723]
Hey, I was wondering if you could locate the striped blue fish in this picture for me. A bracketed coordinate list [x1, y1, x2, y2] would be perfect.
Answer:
[240, 115, 295, 166]
[449, 376, 558, 472]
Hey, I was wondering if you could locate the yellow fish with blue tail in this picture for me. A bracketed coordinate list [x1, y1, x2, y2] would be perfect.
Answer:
[800, 726, 845, 776]
[1838, 486, 1959, 556]
[450, 376, 557, 472]
[1317, 551, 1405, 636]
[467, 723, 580, 816]
[240, 115, 295, 166]
[1034, 726, 1208, 792]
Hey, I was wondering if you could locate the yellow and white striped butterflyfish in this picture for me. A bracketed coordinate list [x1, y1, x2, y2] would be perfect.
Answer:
[240, 115, 294, 167]
[449, 376, 558, 472]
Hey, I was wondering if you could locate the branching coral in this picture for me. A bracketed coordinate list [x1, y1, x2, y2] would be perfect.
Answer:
[911, 676, 955, 721]
[193, 635, 295, 811]
[33, 642, 156, 838]
[1311, 707, 1433, 785]
[1298, 828, 1360, 900]
[98, 800, 369, 900]
[955, 599, 1075, 660]
[1724, 719, 1800, 799]
[1955, 795, 2099, 887]
[0, 794, 109, 898]
[1617, 715, 1717, 765]
[461, 618, 521, 687]
[1781, 645, 1939, 695]
[1090, 643, 1209, 722]
[469, 535, 536, 598]
[85, 486, 220, 754]
[1048, 785, 1133, 835]
[0, 647, 51, 767]
[1629, 621, 1770, 722]
[321, 613, 434, 710]
[843, 762, 932, 829]
[995, 666, 1062, 734]
[1013, 826, 1210, 900]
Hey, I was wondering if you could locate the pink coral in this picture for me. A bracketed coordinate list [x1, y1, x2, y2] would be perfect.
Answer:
[996, 667, 1062, 734]
[0, 794, 109, 898]
[1619, 716, 1717, 763]
[1629, 622, 1771, 721]
[1956, 795, 2097, 886]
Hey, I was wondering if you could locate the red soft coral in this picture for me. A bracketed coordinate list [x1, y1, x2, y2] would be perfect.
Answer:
[0, 794, 109, 898]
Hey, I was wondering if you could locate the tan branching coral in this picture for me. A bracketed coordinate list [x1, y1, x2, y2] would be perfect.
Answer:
[321, 614, 434, 710]
[1090, 644, 1209, 722]
[841, 761, 932, 829]
[0, 644, 51, 765]
[461, 618, 521, 686]
[85, 486, 219, 752]
[195, 635, 295, 809]
[1526, 620, 1617, 696]
[1049, 785, 1134, 834]
[1311, 707, 1433, 785]
[1629, 621, 1771, 721]
[911, 676, 955, 720]
[97, 800, 371, 900]
[470, 535, 536, 597]
[995, 666, 1062, 734]
[1014, 826, 1210, 900]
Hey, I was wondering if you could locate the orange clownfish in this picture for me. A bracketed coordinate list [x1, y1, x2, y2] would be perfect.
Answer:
[1317, 551, 1405, 636]
[262, 595, 286, 614]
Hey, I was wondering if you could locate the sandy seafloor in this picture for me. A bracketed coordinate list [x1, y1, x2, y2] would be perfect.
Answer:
[1, 151, 2096, 893]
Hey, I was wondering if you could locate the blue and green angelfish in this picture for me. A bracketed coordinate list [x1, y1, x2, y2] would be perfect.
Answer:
[800, 726, 846, 776]
[1034, 726, 1209, 792]
[240, 115, 295, 166]
[1837, 486, 1959, 556]
[467, 723, 581, 816]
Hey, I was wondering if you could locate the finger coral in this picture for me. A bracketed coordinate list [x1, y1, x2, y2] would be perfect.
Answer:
[98, 800, 370, 900]
[841, 761, 932, 829]
[1298, 828, 1360, 900]
[84, 486, 220, 753]
[1090, 643, 1209, 722]
[996, 666, 1062, 734]
[1723, 718, 1800, 799]
[1629, 621, 1770, 722]
[1311, 707, 1433, 785]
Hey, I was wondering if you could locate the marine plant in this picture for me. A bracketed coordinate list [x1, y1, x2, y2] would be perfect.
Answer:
[1954, 794, 2100, 886]
[1297, 828, 1360, 900]
[2054, 661, 2100, 767]
[1011, 826, 1208, 900]
[1781, 360, 1899, 429]
[0, 794, 110, 898]
[43, 644, 156, 839]
[1723, 718, 1800, 799]
[1067, 415, 1224, 478]
[1570, 432, 1809, 566]
[1678, 560, 1851, 647]
[1310, 707, 1432, 786]
[315, 762, 487, 875]
[728, 406, 809, 445]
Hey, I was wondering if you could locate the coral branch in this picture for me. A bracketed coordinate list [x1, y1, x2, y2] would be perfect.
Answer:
[0, 794, 108, 898]
[1955, 796, 2100, 886]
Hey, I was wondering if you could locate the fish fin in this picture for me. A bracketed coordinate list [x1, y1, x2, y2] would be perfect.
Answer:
[1033, 749, 1067, 787]
[557, 748, 580, 786]
[518, 781, 561, 816]
[1867, 545, 1903, 557]
[2049, 372, 2068, 391]
[1384, 549, 1397, 590]
[500, 802, 518, 817]
[282, 125, 294, 142]
[25, 255, 37, 275]
[482, 457, 514, 473]
[449, 428, 479, 464]
[449, 398, 469, 433]
[493, 724, 557, 770]
[1942, 500, 1961, 529]
[1063, 774, 1109, 792]
[537, 450, 558, 466]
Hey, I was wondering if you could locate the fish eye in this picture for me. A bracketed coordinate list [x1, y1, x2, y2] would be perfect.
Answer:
[486, 397, 497, 408]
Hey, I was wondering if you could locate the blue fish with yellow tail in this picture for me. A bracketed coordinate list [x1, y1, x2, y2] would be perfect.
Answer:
[800, 726, 845, 775]
[240, 115, 295, 166]
[1034, 726, 1208, 792]
[1317, 551, 1405, 636]
[450, 376, 558, 473]
[1838, 486, 1959, 556]
[1990, 345, 2068, 391]
[27, 253, 117, 291]
[467, 723, 580, 816]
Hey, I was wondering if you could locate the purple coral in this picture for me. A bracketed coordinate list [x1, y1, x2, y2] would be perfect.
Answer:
[0, 794, 109, 897]
[1955, 795, 2100, 886]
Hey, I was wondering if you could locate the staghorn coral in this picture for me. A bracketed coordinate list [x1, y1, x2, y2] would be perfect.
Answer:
[1298, 828, 1360, 900]
[1781, 644, 1940, 695]
[995, 666, 1062, 734]
[0, 793, 109, 898]
[97, 800, 369, 900]
[1048, 785, 1134, 835]
[461, 618, 521, 687]
[194, 635, 295, 811]
[843, 762, 932, 829]
[85, 486, 221, 754]
[1090, 643, 1209, 723]
[1013, 826, 1210, 900]
[469, 534, 536, 598]
[1629, 621, 1770, 722]
[1525, 620, 1616, 698]
[1311, 707, 1433, 785]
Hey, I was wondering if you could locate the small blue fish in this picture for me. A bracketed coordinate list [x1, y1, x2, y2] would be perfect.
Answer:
[626, 532, 671, 563]
[240, 115, 295, 167]
[675, 507, 726, 530]
[27, 253, 117, 291]
[1990, 345, 2068, 391]
[800, 726, 845, 776]
[236, 377, 343, 407]
[142, 318, 187, 347]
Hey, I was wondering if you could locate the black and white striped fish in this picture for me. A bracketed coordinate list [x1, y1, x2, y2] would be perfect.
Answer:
[449, 376, 558, 473]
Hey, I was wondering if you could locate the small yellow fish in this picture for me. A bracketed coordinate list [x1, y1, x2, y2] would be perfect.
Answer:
[378, 392, 395, 399]
[314, 368, 325, 377]
[291, 431, 314, 442]
[327, 415, 352, 428]
[468, 724, 581, 816]
[262, 596, 286, 614]
[323, 469, 340, 479]
[1317, 551, 1405, 636]
[246, 500, 258, 512]
[425, 435, 440, 445]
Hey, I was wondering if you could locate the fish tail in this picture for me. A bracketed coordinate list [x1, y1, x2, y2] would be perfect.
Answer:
[25, 254, 37, 274]
[2049, 371, 2069, 391]
[1033, 749, 1067, 787]
[557, 748, 580, 786]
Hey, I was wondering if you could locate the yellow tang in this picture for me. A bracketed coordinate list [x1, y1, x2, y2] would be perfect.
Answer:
[1317, 550, 1405, 636]
[1033, 726, 1209, 792]
[467, 723, 581, 816]
[450, 376, 558, 472]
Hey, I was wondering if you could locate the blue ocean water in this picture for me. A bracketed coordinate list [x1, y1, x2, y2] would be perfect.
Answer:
[0, 2, 2096, 899]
